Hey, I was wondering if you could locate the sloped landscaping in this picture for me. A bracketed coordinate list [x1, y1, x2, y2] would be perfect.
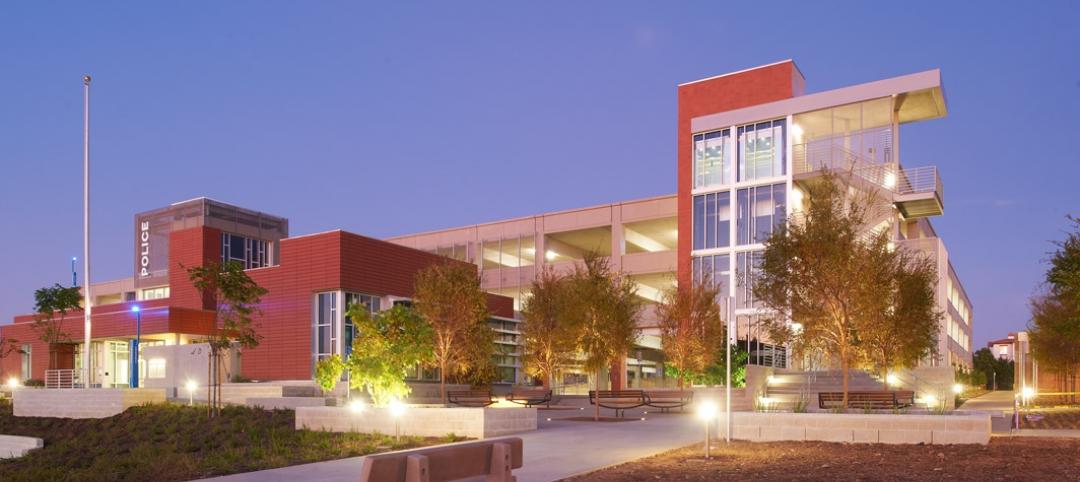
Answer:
[0, 399, 459, 481]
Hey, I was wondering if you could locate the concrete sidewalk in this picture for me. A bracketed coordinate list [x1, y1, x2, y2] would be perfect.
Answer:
[199, 405, 702, 482]
[957, 390, 1016, 414]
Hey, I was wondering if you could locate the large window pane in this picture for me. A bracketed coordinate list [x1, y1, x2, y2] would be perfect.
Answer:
[738, 119, 786, 182]
[737, 183, 786, 246]
[519, 236, 535, 266]
[692, 192, 731, 250]
[693, 195, 705, 250]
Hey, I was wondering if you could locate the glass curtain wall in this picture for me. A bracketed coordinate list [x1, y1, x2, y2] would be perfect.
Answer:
[312, 292, 337, 367]
[343, 293, 381, 357]
[736, 183, 786, 245]
[481, 235, 536, 269]
[737, 119, 786, 182]
[692, 192, 731, 251]
[693, 129, 731, 188]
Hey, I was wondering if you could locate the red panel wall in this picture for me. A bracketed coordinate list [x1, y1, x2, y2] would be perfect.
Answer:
[676, 61, 801, 284]
[168, 226, 222, 310]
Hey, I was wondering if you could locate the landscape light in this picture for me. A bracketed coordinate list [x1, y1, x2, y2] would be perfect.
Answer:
[1021, 387, 1035, 400]
[697, 401, 718, 459]
[952, 384, 964, 394]
[922, 394, 938, 407]
[390, 399, 406, 418]
[186, 380, 198, 406]
[6, 377, 19, 390]
[348, 399, 365, 414]
[886, 374, 900, 386]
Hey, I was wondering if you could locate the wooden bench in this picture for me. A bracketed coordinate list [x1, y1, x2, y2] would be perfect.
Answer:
[588, 390, 648, 418]
[360, 437, 523, 482]
[643, 390, 694, 413]
[447, 390, 495, 407]
[818, 391, 903, 410]
[506, 388, 552, 408]
[894, 390, 915, 408]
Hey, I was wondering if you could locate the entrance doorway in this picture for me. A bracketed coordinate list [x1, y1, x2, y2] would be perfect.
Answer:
[104, 341, 130, 388]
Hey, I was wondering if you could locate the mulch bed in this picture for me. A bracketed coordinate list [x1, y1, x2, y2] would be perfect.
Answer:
[1020, 407, 1080, 429]
[560, 438, 1080, 481]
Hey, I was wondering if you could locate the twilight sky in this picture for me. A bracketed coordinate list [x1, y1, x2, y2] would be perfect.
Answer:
[1, 1, 1077, 348]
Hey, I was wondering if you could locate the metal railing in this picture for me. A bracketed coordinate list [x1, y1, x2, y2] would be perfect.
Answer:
[45, 369, 79, 389]
[896, 165, 942, 197]
[793, 135, 942, 205]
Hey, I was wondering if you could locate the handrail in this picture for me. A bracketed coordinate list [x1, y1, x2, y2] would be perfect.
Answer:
[45, 369, 79, 389]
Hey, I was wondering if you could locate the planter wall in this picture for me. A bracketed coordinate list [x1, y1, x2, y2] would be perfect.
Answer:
[724, 411, 991, 445]
[296, 406, 537, 439]
[13, 388, 166, 419]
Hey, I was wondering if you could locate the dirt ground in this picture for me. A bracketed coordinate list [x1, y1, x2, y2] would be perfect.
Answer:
[561, 438, 1080, 481]
[1020, 407, 1080, 429]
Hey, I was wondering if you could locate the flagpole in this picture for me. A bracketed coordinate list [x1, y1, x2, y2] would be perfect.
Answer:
[82, 75, 92, 389]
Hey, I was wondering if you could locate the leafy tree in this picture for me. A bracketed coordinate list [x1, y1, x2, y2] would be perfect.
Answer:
[1030, 216, 1080, 399]
[413, 262, 491, 403]
[755, 172, 896, 404]
[564, 254, 641, 421]
[655, 276, 723, 387]
[314, 354, 345, 394]
[32, 284, 82, 369]
[345, 304, 434, 406]
[521, 267, 579, 389]
[972, 347, 1014, 390]
[670, 343, 748, 387]
[859, 247, 941, 390]
[187, 261, 268, 417]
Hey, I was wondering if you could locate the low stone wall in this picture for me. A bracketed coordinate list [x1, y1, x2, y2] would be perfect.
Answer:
[246, 396, 329, 410]
[296, 406, 537, 439]
[0, 435, 43, 458]
[724, 411, 991, 445]
[13, 388, 166, 419]
[191, 383, 283, 405]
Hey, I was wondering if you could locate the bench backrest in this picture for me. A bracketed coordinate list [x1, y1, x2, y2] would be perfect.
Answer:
[643, 390, 693, 399]
[360, 437, 524, 482]
[510, 388, 550, 397]
[589, 390, 645, 399]
[447, 390, 493, 400]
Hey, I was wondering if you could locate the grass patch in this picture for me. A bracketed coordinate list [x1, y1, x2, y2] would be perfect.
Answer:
[0, 399, 458, 481]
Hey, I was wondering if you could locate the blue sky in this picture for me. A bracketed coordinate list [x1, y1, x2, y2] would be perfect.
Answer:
[1, 1, 1078, 348]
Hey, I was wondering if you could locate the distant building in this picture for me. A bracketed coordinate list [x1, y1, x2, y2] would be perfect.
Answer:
[987, 334, 1017, 362]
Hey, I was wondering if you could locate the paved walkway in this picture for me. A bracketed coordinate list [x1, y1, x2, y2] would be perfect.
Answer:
[957, 390, 1016, 414]
[200, 405, 702, 482]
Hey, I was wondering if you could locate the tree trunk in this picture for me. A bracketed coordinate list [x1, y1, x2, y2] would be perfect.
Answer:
[841, 348, 849, 407]
[439, 360, 447, 405]
[206, 349, 212, 417]
[882, 369, 888, 392]
[594, 367, 602, 421]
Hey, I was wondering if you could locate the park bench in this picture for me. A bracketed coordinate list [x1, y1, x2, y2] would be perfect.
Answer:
[360, 437, 523, 482]
[894, 390, 915, 408]
[818, 391, 904, 410]
[643, 390, 694, 413]
[506, 388, 552, 408]
[588, 390, 648, 418]
[447, 390, 496, 407]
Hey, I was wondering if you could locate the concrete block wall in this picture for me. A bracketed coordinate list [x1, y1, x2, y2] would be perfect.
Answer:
[191, 383, 283, 405]
[246, 396, 329, 410]
[723, 412, 990, 445]
[296, 406, 537, 439]
[13, 388, 166, 419]
[0, 435, 43, 458]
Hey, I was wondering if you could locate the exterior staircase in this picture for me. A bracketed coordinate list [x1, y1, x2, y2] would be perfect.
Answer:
[763, 369, 891, 412]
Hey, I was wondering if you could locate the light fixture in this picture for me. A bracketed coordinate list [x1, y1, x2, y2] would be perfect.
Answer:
[545, 250, 558, 261]
[185, 380, 198, 406]
[1021, 387, 1035, 400]
[766, 375, 777, 386]
[389, 399, 406, 418]
[6, 377, 19, 390]
[792, 124, 804, 142]
[883, 171, 897, 189]
[922, 394, 938, 407]
[952, 384, 964, 394]
[886, 374, 900, 386]
[348, 399, 365, 413]
[697, 401, 718, 459]
[130, 305, 140, 313]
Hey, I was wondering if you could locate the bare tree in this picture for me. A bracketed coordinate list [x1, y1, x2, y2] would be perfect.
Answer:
[413, 261, 491, 403]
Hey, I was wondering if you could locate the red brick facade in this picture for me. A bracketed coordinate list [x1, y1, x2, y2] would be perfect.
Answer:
[676, 61, 802, 285]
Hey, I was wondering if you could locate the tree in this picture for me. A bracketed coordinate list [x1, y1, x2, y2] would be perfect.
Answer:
[564, 254, 641, 421]
[972, 347, 1014, 390]
[1029, 291, 1080, 397]
[187, 260, 267, 417]
[32, 284, 82, 369]
[755, 172, 895, 405]
[521, 267, 579, 389]
[314, 354, 345, 395]
[345, 304, 434, 406]
[413, 261, 491, 403]
[859, 248, 941, 390]
[0, 334, 22, 380]
[655, 276, 723, 387]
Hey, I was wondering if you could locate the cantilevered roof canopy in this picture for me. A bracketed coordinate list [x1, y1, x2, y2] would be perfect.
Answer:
[691, 69, 947, 133]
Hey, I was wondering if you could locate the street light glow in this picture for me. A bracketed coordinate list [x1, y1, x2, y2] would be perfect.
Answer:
[6, 377, 19, 390]
[389, 399, 406, 417]
[131, 305, 140, 313]
[186, 380, 198, 392]
[697, 401, 718, 421]
[1021, 387, 1035, 400]
[952, 384, 964, 394]
[348, 399, 365, 413]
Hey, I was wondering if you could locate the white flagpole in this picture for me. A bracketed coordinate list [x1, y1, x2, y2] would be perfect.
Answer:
[725, 295, 733, 442]
[82, 75, 92, 389]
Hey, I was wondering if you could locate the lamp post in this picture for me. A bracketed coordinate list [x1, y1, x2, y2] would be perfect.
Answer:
[130, 306, 141, 388]
[390, 399, 406, 441]
[81, 74, 93, 390]
[71, 257, 77, 287]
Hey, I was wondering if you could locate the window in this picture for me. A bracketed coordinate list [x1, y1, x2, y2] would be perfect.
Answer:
[735, 251, 763, 309]
[693, 192, 731, 250]
[221, 233, 270, 269]
[738, 119, 786, 181]
[694, 129, 731, 188]
[692, 254, 730, 298]
[312, 292, 337, 365]
[736, 183, 786, 245]
[140, 286, 169, 300]
[20, 344, 30, 381]
[147, 358, 166, 379]
[343, 293, 381, 356]
[481, 235, 536, 269]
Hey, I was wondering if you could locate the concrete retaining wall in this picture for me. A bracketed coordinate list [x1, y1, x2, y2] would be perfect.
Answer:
[0, 435, 43, 458]
[724, 411, 991, 445]
[13, 388, 166, 419]
[246, 396, 329, 410]
[191, 383, 283, 405]
[296, 406, 537, 439]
